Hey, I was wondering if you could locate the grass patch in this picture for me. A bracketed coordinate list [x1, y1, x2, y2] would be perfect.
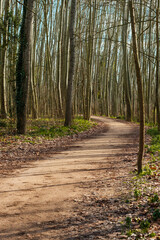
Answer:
[153, 209, 160, 221]
[149, 193, 159, 203]
[147, 127, 160, 154]
[120, 125, 160, 239]
[0, 117, 97, 146]
[29, 117, 96, 138]
[0, 119, 8, 127]
[140, 219, 150, 233]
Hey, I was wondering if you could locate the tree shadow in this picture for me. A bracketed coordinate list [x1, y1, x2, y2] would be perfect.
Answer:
[0, 193, 133, 240]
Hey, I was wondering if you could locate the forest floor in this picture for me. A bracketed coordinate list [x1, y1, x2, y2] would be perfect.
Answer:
[0, 117, 159, 240]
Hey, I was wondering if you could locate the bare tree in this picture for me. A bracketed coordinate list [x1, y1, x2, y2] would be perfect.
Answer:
[122, 2, 132, 121]
[64, 0, 76, 126]
[0, 0, 9, 118]
[129, 0, 145, 174]
[16, 0, 35, 134]
[156, 0, 160, 130]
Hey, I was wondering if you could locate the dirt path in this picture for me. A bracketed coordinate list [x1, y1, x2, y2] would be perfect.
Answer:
[0, 117, 139, 240]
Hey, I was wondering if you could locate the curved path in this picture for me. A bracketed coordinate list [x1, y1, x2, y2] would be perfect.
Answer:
[0, 117, 139, 239]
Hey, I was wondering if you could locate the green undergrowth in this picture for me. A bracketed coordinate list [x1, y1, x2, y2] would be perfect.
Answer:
[145, 122, 156, 127]
[146, 127, 160, 154]
[108, 115, 125, 120]
[121, 126, 160, 239]
[0, 117, 97, 146]
[28, 117, 96, 138]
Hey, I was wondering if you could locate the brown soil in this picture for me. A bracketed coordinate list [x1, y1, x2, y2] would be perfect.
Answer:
[0, 117, 140, 239]
[0, 119, 107, 175]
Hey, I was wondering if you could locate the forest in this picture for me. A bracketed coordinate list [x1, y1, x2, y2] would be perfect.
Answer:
[0, 0, 159, 174]
[0, 1, 160, 239]
[0, 0, 159, 126]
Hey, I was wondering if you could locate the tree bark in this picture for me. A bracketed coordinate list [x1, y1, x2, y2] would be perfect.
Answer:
[64, 0, 76, 126]
[129, 0, 145, 174]
[147, 0, 152, 121]
[156, 0, 160, 131]
[122, 2, 132, 121]
[0, 0, 9, 118]
[16, 0, 35, 134]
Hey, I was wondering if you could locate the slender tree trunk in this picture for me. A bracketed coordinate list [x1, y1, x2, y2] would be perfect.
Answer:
[56, 0, 64, 117]
[129, 0, 145, 174]
[122, 2, 132, 121]
[84, 3, 92, 120]
[64, 0, 76, 126]
[30, 3, 38, 119]
[147, 0, 152, 121]
[156, 0, 160, 130]
[84, 0, 96, 120]
[0, 0, 3, 13]
[16, 0, 35, 134]
[0, 0, 9, 118]
[105, 38, 112, 116]
[61, 1, 69, 111]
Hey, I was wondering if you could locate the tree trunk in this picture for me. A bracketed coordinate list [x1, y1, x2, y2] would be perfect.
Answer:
[147, 0, 152, 121]
[16, 0, 35, 134]
[56, 0, 64, 117]
[129, 0, 145, 174]
[64, 0, 76, 126]
[122, 2, 132, 121]
[156, 0, 160, 130]
[0, 0, 9, 118]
